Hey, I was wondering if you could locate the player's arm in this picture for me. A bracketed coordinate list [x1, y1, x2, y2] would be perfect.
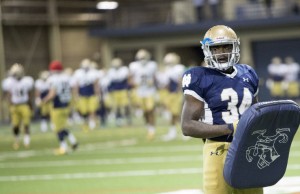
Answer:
[72, 84, 79, 100]
[42, 88, 56, 104]
[3, 91, 12, 105]
[181, 94, 233, 138]
[34, 88, 42, 106]
[93, 79, 101, 97]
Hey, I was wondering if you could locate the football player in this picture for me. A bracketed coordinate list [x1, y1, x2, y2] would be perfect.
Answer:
[161, 53, 185, 141]
[283, 56, 300, 99]
[71, 59, 100, 131]
[155, 65, 171, 122]
[41, 61, 78, 155]
[106, 58, 131, 126]
[34, 70, 51, 132]
[181, 25, 263, 193]
[2, 63, 34, 149]
[129, 49, 158, 140]
[266, 56, 286, 99]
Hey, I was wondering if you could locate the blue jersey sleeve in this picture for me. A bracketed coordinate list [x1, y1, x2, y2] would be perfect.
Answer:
[182, 67, 213, 102]
[243, 64, 259, 96]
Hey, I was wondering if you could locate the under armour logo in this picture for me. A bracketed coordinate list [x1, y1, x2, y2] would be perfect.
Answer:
[243, 77, 249, 82]
[210, 144, 227, 156]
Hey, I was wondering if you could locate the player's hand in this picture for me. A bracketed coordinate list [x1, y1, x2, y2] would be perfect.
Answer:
[228, 120, 239, 136]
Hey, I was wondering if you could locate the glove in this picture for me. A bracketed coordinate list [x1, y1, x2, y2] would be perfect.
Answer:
[228, 120, 239, 136]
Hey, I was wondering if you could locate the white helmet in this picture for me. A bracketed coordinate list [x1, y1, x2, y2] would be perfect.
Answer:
[201, 25, 240, 71]
[80, 58, 91, 69]
[163, 53, 180, 65]
[111, 58, 123, 68]
[10, 63, 24, 79]
[135, 49, 151, 61]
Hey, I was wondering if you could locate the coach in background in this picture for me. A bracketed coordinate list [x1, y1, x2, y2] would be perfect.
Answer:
[181, 25, 262, 193]
[2, 63, 34, 150]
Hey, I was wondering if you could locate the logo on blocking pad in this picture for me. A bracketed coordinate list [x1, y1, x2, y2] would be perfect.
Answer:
[245, 128, 290, 169]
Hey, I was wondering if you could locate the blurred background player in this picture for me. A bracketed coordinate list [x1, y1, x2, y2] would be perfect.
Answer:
[161, 53, 185, 141]
[41, 61, 78, 155]
[129, 49, 158, 140]
[34, 70, 51, 132]
[97, 66, 111, 128]
[266, 56, 286, 99]
[71, 58, 100, 131]
[283, 56, 300, 101]
[155, 63, 171, 122]
[106, 58, 131, 126]
[1, 63, 34, 149]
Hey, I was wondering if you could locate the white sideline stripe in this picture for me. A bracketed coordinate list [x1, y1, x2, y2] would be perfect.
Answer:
[0, 138, 139, 160]
[264, 176, 300, 194]
[80, 145, 202, 155]
[1, 156, 300, 170]
[0, 139, 299, 160]
[0, 155, 202, 168]
[0, 145, 202, 161]
[0, 168, 202, 182]
[161, 177, 300, 194]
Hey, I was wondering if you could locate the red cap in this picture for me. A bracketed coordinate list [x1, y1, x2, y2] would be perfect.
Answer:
[49, 61, 63, 71]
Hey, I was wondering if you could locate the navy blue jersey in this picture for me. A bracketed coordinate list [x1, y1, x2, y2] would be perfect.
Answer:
[79, 84, 94, 97]
[108, 79, 129, 92]
[48, 73, 72, 109]
[40, 90, 49, 99]
[182, 64, 259, 125]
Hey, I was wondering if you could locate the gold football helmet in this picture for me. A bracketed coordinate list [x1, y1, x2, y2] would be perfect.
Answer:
[80, 58, 91, 69]
[10, 63, 24, 79]
[201, 25, 240, 71]
[163, 52, 180, 65]
[135, 49, 151, 61]
[39, 70, 50, 81]
[111, 58, 123, 68]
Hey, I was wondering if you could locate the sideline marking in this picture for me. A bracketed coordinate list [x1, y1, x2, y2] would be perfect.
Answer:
[0, 155, 202, 168]
[160, 176, 300, 194]
[0, 168, 202, 182]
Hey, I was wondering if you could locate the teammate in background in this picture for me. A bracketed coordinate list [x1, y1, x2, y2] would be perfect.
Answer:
[41, 61, 78, 155]
[283, 56, 300, 100]
[266, 56, 286, 99]
[35, 70, 51, 132]
[161, 53, 185, 141]
[106, 58, 131, 126]
[97, 67, 111, 127]
[71, 59, 100, 131]
[155, 64, 171, 122]
[129, 49, 158, 140]
[2, 63, 34, 149]
[64, 67, 82, 126]
[181, 25, 262, 193]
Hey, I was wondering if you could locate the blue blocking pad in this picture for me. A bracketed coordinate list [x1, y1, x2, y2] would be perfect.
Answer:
[224, 100, 300, 189]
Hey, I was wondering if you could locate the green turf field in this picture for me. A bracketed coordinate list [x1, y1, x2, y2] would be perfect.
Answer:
[0, 118, 299, 194]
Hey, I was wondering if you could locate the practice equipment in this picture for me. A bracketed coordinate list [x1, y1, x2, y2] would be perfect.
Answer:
[224, 100, 300, 188]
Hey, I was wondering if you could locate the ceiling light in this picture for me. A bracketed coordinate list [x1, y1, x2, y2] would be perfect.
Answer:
[96, 1, 118, 10]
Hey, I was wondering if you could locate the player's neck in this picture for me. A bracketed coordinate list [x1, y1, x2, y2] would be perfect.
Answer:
[221, 66, 234, 74]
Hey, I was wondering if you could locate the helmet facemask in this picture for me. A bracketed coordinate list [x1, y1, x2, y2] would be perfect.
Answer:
[202, 38, 240, 71]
